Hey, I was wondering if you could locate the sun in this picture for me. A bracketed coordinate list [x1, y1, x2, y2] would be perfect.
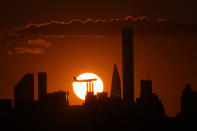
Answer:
[73, 73, 103, 100]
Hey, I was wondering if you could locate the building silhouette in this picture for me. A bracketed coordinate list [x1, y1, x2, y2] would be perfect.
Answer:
[14, 73, 34, 112]
[1, 28, 197, 131]
[38, 72, 47, 102]
[110, 64, 121, 100]
[97, 92, 108, 102]
[181, 83, 197, 118]
[136, 80, 165, 119]
[122, 28, 134, 104]
[44, 91, 69, 111]
[0, 99, 12, 113]
[140, 80, 152, 100]
[85, 92, 97, 106]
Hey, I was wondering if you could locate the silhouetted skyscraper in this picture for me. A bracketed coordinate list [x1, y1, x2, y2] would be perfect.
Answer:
[38, 72, 47, 102]
[14, 73, 34, 111]
[181, 83, 197, 118]
[136, 79, 165, 118]
[122, 28, 134, 104]
[110, 64, 121, 99]
[140, 80, 152, 100]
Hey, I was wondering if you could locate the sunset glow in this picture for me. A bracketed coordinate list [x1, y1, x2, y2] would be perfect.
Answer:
[73, 73, 103, 100]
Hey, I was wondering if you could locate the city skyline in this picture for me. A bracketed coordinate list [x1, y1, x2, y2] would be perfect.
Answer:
[0, 27, 197, 131]
[1, 0, 197, 117]
[1, 28, 196, 118]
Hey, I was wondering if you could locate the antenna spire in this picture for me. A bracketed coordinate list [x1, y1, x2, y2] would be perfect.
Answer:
[147, 72, 149, 80]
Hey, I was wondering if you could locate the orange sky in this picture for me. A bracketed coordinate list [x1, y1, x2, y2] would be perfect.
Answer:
[1, 0, 197, 116]
[1, 33, 197, 116]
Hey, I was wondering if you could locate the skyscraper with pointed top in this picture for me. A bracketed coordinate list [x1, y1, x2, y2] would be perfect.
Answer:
[110, 64, 121, 99]
[122, 28, 134, 104]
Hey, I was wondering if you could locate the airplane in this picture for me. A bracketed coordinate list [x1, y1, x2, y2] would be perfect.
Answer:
[73, 76, 97, 93]
[73, 76, 97, 82]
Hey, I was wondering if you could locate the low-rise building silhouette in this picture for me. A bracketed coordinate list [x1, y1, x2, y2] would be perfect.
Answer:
[44, 91, 69, 111]
[0, 99, 12, 113]
[85, 92, 97, 106]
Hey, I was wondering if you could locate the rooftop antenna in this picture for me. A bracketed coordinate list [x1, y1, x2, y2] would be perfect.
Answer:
[147, 72, 149, 80]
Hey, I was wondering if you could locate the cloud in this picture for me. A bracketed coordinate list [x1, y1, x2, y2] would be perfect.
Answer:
[40, 34, 104, 39]
[9, 18, 110, 36]
[133, 16, 149, 22]
[124, 16, 134, 21]
[156, 18, 169, 23]
[9, 16, 169, 36]
[7, 50, 13, 55]
[27, 39, 52, 48]
[7, 38, 52, 55]
[5, 15, 176, 40]
[110, 17, 120, 22]
[2, 16, 197, 56]
[14, 47, 45, 55]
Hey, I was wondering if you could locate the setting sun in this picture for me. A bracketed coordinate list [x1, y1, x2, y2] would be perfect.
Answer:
[73, 73, 103, 100]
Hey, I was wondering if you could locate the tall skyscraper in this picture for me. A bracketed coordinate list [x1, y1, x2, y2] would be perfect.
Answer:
[38, 72, 47, 102]
[14, 73, 34, 111]
[122, 28, 134, 104]
[110, 64, 121, 99]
